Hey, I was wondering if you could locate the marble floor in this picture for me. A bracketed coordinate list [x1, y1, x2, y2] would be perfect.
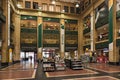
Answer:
[0, 61, 37, 80]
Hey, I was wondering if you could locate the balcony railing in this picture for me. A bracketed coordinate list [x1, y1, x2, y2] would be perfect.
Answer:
[83, 28, 90, 34]
[65, 31, 78, 35]
[84, 40, 91, 45]
[65, 44, 78, 47]
[95, 17, 108, 29]
[97, 36, 108, 42]
[95, 41, 109, 49]
[43, 44, 59, 47]
[43, 30, 60, 34]
[21, 28, 37, 33]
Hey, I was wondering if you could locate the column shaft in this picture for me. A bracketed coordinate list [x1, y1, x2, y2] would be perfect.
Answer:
[37, 17, 43, 60]
[60, 19, 65, 58]
[14, 14, 20, 61]
[78, 19, 83, 57]
[109, 0, 119, 64]
[1, 0, 9, 63]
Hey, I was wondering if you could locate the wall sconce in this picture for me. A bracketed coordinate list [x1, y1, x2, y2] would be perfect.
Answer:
[38, 6, 42, 11]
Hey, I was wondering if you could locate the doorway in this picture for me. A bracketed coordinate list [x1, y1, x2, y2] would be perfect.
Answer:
[20, 52, 35, 63]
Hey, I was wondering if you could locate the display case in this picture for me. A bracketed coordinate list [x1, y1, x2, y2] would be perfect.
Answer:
[43, 61, 55, 72]
[71, 60, 83, 70]
[65, 59, 71, 68]
[55, 60, 66, 71]
[42, 48, 55, 72]
[65, 59, 83, 70]
[54, 53, 66, 71]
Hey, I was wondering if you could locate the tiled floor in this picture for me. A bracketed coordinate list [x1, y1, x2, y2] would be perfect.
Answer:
[0, 61, 37, 80]
[0, 69, 36, 79]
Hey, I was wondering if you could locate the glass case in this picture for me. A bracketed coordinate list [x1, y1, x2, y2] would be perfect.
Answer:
[42, 48, 56, 72]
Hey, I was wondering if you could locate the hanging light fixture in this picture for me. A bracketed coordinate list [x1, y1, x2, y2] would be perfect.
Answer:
[52, 0, 56, 4]
[75, 3, 79, 7]
[75, 0, 80, 8]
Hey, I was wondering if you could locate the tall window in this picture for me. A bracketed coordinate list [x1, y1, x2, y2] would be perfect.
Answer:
[25, 1, 31, 8]
[64, 6, 69, 13]
[33, 2, 38, 9]
[55, 5, 61, 12]
[70, 7, 75, 13]
[42, 4, 48, 11]
[76, 7, 80, 14]
[49, 4, 54, 11]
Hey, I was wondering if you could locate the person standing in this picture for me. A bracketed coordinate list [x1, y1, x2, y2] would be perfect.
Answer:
[83, 48, 90, 68]
[89, 51, 93, 63]
[30, 56, 32, 62]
